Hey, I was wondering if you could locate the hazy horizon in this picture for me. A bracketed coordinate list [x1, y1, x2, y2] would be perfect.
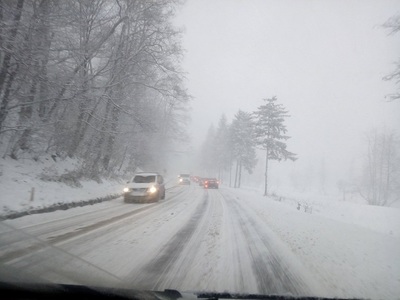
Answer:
[172, 0, 400, 192]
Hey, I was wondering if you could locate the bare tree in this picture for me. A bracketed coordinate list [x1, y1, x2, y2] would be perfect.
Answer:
[0, 0, 25, 132]
[0, 0, 190, 180]
[360, 129, 400, 206]
[383, 14, 400, 101]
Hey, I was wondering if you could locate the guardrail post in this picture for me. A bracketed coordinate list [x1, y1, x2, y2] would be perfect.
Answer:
[30, 187, 35, 202]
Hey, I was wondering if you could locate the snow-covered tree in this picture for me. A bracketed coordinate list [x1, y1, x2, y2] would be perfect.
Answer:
[199, 124, 217, 175]
[360, 129, 400, 206]
[230, 110, 257, 188]
[253, 96, 296, 196]
[383, 14, 400, 101]
[0, 0, 190, 179]
[214, 115, 231, 182]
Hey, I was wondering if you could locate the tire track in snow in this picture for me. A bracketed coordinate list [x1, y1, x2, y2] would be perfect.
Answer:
[215, 190, 259, 293]
[1, 185, 199, 284]
[126, 190, 210, 289]
[221, 192, 313, 297]
[0, 185, 192, 264]
[156, 189, 226, 291]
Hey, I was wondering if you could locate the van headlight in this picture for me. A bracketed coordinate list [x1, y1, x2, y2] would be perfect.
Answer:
[123, 187, 129, 193]
[148, 186, 157, 194]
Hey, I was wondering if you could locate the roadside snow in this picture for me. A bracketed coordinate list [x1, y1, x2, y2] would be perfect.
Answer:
[0, 157, 122, 216]
[221, 187, 400, 299]
[0, 157, 180, 217]
[242, 186, 400, 238]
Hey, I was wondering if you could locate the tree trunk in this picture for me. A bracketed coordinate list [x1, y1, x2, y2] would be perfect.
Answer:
[10, 73, 36, 157]
[0, 0, 24, 92]
[234, 159, 239, 188]
[384, 134, 393, 205]
[103, 105, 120, 171]
[264, 150, 269, 196]
[0, 0, 25, 132]
[238, 159, 242, 188]
[229, 153, 233, 187]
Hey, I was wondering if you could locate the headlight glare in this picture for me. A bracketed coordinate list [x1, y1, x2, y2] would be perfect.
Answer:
[148, 186, 157, 194]
[123, 187, 129, 193]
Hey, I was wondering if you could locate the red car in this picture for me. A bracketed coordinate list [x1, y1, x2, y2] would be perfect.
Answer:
[203, 178, 219, 189]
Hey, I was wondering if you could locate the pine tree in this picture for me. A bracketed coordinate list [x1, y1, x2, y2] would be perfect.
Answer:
[199, 124, 217, 175]
[214, 115, 231, 182]
[230, 110, 257, 188]
[253, 96, 296, 196]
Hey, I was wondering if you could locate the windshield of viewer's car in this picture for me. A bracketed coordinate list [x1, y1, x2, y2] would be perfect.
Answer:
[0, 1, 399, 300]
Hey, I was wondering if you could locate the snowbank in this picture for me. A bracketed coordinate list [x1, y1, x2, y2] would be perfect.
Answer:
[240, 185, 400, 238]
[221, 187, 400, 299]
[0, 156, 123, 217]
[0, 157, 179, 218]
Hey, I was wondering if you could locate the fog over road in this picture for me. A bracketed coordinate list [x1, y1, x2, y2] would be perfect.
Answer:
[0, 184, 324, 297]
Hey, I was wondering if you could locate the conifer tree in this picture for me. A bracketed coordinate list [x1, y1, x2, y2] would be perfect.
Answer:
[253, 97, 296, 196]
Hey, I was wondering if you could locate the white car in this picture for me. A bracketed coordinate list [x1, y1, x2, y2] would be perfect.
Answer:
[178, 174, 191, 185]
[123, 172, 166, 203]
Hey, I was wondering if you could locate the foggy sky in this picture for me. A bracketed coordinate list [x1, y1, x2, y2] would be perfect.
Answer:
[174, 0, 400, 189]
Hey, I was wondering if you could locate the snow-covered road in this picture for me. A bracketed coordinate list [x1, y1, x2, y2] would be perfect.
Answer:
[1, 184, 399, 299]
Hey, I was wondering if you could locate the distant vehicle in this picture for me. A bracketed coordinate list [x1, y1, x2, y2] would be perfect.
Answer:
[123, 172, 165, 203]
[178, 174, 191, 185]
[203, 178, 219, 189]
[190, 175, 200, 182]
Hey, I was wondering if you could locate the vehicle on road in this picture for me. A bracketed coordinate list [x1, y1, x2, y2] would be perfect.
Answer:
[203, 178, 219, 189]
[123, 172, 165, 203]
[178, 174, 191, 185]
[191, 175, 200, 183]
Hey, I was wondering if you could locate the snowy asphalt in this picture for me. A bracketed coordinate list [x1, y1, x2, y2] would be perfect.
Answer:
[0, 184, 324, 297]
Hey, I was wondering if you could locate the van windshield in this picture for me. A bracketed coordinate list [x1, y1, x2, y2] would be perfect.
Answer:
[133, 175, 156, 183]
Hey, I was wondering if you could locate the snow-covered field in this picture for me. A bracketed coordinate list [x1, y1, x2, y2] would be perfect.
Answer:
[1, 158, 399, 299]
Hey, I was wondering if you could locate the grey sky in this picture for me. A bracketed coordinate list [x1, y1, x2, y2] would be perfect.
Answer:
[174, 0, 400, 186]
